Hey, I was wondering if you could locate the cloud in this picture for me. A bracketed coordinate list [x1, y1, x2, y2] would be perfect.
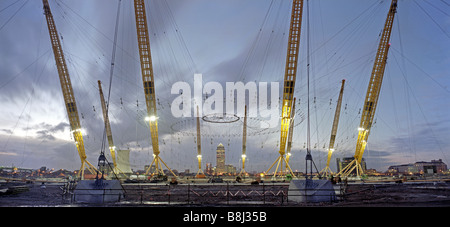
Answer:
[0, 132, 82, 170]
[387, 121, 450, 161]
[0, 129, 13, 135]
[16, 121, 71, 142]
[36, 130, 56, 141]
[49, 122, 70, 133]
[1, 0, 449, 174]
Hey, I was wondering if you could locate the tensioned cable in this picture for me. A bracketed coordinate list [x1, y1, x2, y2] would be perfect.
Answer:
[0, 49, 51, 90]
[305, 0, 319, 177]
[390, 47, 450, 94]
[98, 0, 122, 181]
[0, 0, 29, 32]
[424, 0, 450, 17]
[413, 0, 450, 40]
[0, 0, 20, 14]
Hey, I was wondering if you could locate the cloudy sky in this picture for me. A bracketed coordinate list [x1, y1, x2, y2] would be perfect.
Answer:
[0, 0, 449, 173]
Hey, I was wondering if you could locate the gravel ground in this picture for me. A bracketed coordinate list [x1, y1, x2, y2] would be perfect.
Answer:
[1, 181, 449, 207]
[0, 183, 70, 207]
[333, 182, 450, 207]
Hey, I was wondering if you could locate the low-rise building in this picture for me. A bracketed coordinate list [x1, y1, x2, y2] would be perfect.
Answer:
[388, 159, 448, 175]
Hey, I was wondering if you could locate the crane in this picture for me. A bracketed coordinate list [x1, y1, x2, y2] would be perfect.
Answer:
[195, 105, 205, 178]
[239, 105, 248, 176]
[337, 0, 397, 177]
[133, 0, 176, 178]
[320, 79, 345, 178]
[42, 0, 97, 179]
[265, 0, 304, 178]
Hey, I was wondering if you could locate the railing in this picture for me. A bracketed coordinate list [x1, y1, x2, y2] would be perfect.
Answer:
[64, 182, 347, 206]
[124, 183, 287, 205]
[287, 187, 343, 204]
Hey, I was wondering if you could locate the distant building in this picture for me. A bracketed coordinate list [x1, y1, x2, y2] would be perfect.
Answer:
[225, 164, 237, 175]
[336, 157, 367, 175]
[388, 159, 448, 175]
[387, 164, 415, 174]
[40, 166, 47, 173]
[144, 164, 156, 174]
[50, 169, 75, 177]
[216, 143, 225, 175]
[365, 168, 382, 176]
[205, 163, 213, 175]
[163, 169, 178, 176]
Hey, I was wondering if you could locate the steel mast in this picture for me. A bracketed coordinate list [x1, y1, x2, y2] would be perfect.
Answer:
[97, 81, 117, 170]
[265, 0, 304, 178]
[320, 79, 345, 177]
[239, 105, 248, 176]
[42, 0, 97, 179]
[97, 80, 128, 177]
[285, 98, 296, 165]
[195, 105, 205, 178]
[337, 0, 397, 178]
[133, 0, 176, 178]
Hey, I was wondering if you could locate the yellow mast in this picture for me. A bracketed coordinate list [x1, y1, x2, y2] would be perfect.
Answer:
[266, 0, 304, 178]
[97, 81, 117, 169]
[97, 80, 128, 177]
[337, 0, 397, 178]
[195, 106, 205, 178]
[133, 0, 176, 178]
[285, 98, 296, 165]
[42, 0, 97, 179]
[320, 79, 345, 177]
[239, 105, 248, 176]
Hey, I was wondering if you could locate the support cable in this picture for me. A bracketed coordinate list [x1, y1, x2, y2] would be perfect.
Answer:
[98, 0, 122, 180]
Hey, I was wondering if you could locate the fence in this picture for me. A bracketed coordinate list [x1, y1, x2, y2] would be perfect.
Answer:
[64, 182, 346, 206]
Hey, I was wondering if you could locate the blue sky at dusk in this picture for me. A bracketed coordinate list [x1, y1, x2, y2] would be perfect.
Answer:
[0, 0, 449, 173]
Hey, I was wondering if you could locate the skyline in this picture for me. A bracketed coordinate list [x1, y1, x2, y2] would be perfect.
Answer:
[0, 0, 449, 173]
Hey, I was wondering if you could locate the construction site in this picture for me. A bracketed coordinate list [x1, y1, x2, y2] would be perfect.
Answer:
[0, 0, 450, 207]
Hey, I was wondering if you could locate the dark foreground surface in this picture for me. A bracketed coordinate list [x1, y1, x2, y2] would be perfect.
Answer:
[1, 181, 449, 207]
[335, 182, 450, 206]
